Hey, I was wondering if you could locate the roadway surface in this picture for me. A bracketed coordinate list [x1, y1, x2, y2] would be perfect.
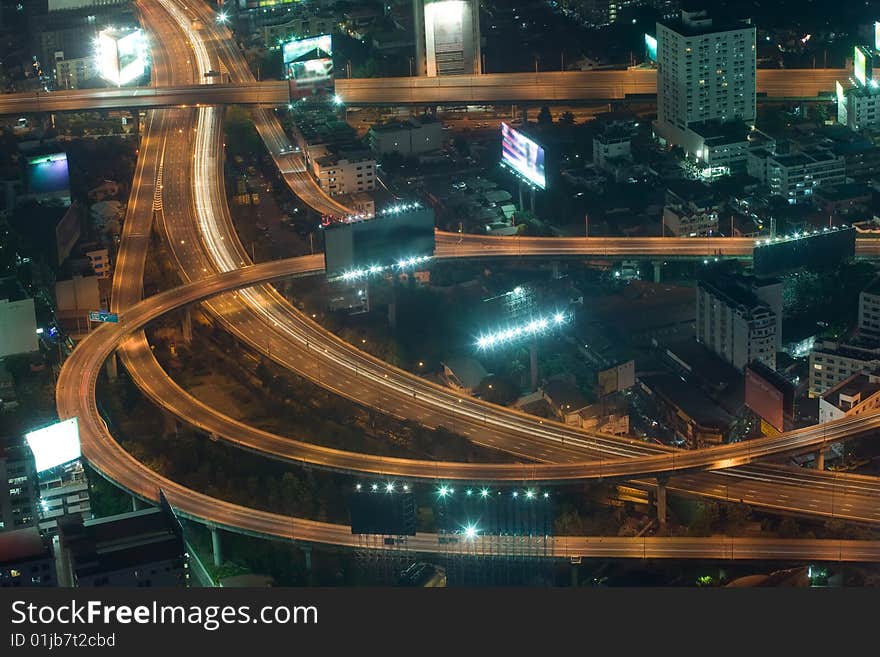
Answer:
[0, 81, 289, 115]
[56, 260, 880, 559]
[335, 68, 846, 104]
[55, 0, 880, 559]
[0, 69, 845, 116]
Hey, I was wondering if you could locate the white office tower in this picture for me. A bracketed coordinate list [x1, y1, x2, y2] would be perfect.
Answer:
[414, 0, 481, 77]
[655, 9, 756, 159]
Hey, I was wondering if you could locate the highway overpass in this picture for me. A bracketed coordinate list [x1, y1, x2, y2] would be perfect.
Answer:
[56, 0, 880, 555]
[0, 81, 289, 115]
[0, 67, 844, 117]
[335, 69, 846, 105]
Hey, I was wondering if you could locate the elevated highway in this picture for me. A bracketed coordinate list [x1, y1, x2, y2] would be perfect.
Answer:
[0, 81, 289, 115]
[335, 68, 845, 105]
[58, 3, 880, 560]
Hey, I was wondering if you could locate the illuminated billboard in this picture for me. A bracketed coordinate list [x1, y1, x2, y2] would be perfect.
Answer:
[282, 34, 333, 97]
[27, 153, 70, 202]
[25, 418, 81, 473]
[323, 204, 436, 278]
[645, 33, 657, 62]
[854, 45, 870, 87]
[425, 0, 466, 76]
[836, 80, 848, 125]
[501, 122, 546, 189]
[875, 21, 880, 50]
[95, 28, 147, 86]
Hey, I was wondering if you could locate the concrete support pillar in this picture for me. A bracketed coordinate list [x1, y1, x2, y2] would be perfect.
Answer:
[529, 187, 535, 214]
[181, 307, 192, 344]
[815, 449, 825, 470]
[105, 351, 118, 381]
[652, 261, 662, 283]
[131, 496, 143, 512]
[529, 342, 538, 392]
[211, 526, 223, 568]
[518, 182, 524, 212]
[520, 105, 528, 123]
[570, 562, 579, 587]
[302, 545, 312, 571]
[656, 480, 667, 529]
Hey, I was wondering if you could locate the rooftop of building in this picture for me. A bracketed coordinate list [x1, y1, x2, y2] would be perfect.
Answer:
[542, 376, 590, 413]
[442, 356, 488, 390]
[658, 9, 753, 38]
[641, 372, 735, 429]
[698, 274, 768, 312]
[0, 527, 49, 565]
[689, 120, 750, 143]
[812, 338, 880, 359]
[60, 506, 184, 578]
[813, 182, 873, 202]
[821, 370, 880, 409]
[370, 115, 440, 133]
[315, 148, 374, 167]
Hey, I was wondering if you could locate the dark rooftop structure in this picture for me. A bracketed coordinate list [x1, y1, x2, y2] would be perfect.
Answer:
[59, 506, 187, 587]
[659, 8, 753, 38]
[0, 527, 48, 564]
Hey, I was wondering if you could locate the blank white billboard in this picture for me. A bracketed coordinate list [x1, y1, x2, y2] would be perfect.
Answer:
[25, 418, 82, 473]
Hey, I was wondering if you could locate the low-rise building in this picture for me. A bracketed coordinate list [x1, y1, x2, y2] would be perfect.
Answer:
[812, 182, 873, 217]
[541, 377, 591, 425]
[442, 357, 488, 396]
[309, 147, 376, 196]
[838, 82, 880, 132]
[368, 116, 443, 157]
[59, 506, 187, 587]
[747, 148, 846, 204]
[818, 369, 880, 424]
[639, 373, 735, 446]
[809, 339, 880, 397]
[85, 249, 111, 279]
[662, 181, 721, 237]
[54, 51, 96, 90]
[0, 527, 57, 587]
[261, 13, 336, 49]
[593, 126, 632, 170]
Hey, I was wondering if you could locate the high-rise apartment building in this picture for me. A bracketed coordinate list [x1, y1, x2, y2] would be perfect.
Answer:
[0, 439, 39, 534]
[413, 0, 481, 76]
[696, 274, 781, 372]
[655, 9, 756, 161]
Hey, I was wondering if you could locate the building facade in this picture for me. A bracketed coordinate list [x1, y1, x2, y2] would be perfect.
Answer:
[0, 441, 39, 534]
[696, 276, 780, 371]
[0, 528, 58, 587]
[654, 9, 756, 158]
[309, 148, 376, 196]
[59, 506, 187, 587]
[368, 116, 444, 156]
[747, 148, 846, 203]
[809, 340, 880, 397]
[54, 54, 96, 90]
